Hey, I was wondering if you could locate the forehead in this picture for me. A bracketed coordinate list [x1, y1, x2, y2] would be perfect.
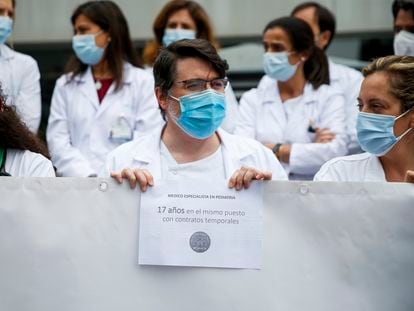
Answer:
[0, 0, 13, 10]
[294, 7, 319, 30]
[263, 27, 291, 45]
[395, 9, 414, 25]
[168, 9, 195, 23]
[74, 14, 96, 27]
[175, 57, 218, 80]
[360, 72, 393, 99]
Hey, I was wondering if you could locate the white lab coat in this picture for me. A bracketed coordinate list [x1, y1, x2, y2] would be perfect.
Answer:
[47, 63, 164, 177]
[0, 44, 41, 133]
[145, 66, 239, 134]
[3, 149, 55, 177]
[329, 59, 363, 154]
[314, 152, 385, 182]
[104, 125, 288, 181]
[235, 77, 348, 180]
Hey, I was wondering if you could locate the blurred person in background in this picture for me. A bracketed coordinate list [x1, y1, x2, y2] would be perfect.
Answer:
[315, 56, 414, 183]
[0, 83, 54, 177]
[142, 0, 239, 133]
[291, 2, 363, 154]
[47, 1, 162, 177]
[107, 39, 287, 190]
[392, 0, 414, 56]
[0, 0, 41, 133]
[235, 17, 347, 180]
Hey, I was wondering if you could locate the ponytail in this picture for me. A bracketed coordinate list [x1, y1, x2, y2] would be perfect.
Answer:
[304, 46, 330, 89]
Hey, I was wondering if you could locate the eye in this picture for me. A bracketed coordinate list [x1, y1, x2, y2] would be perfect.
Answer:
[211, 79, 227, 91]
[167, 22, 178, 29]
[184, 79, 204, 91]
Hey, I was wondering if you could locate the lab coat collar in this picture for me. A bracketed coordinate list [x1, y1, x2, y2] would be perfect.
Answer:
[131, 125, 256, 179]
[72, 62, 134, 85]
[0, 44, 14, 60]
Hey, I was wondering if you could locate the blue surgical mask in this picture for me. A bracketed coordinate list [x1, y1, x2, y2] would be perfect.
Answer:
[162, 28, 196, 47]
[356, 109, 413, 156]
[169, 89, 226, 139]
[263, 52, 298, 81]
[0, 16, 13, 44]
[72, 32, 105, 65]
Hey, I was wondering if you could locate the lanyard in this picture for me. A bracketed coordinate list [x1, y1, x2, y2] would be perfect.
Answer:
[0, 148, 4, 168]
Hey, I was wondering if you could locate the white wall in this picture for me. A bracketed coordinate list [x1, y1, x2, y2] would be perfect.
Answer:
[12, 0, 394, 43]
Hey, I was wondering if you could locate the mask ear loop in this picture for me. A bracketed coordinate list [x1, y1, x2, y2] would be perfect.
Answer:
[395, 107, 414, 141]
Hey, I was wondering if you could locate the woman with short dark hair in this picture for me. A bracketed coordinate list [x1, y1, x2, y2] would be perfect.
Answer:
[47, 1, 163, 177]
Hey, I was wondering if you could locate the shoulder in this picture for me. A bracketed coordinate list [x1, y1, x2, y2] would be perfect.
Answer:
[314, 153, 373, 181]
[7, 149, 55, 177]
[124, 63, 154, 83]
[329, 60, 363, 82]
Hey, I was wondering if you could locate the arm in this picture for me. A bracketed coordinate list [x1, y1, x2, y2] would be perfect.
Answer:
[289, 92, 348, 175]
[46, 78, 96, 177]
[14, 57, 41, 133]
[221, 82, 239, 134]
[233, 89, 258, 139]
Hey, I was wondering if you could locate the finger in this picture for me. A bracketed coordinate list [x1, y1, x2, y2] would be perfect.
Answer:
[242, 169, 256, 189]
[405, 170, 414, 183]
[122, 168, 137, 189]
[142, 169, 154, 186]
[257, 171, 272, 181]
[228, 169, 240, 189]
[110, 171, 123, 184]
[134, 169, 149, 192]
[236, 167, 249, 190]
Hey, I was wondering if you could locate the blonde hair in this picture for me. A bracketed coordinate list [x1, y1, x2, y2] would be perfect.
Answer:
[363, 55, 414, 112]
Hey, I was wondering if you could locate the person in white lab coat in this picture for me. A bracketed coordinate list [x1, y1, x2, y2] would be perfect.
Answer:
[392, 0, 414, 56]
[142, 0, 239, 133]
[0, 0, 41, 133]
[0, 85, 54, 177]
[47, 1, 163, 177]
[291, 2, 364, 154]
[107, 39, 288, 191]
[235, 17, 347, 180]
[315, 56, 414, 183]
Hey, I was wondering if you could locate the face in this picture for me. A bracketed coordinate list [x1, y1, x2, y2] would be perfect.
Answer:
[394, 9, 414, 33]
[157, 57, 220, 117]
[293, 6, 330, 50]
[73, 14, 111, 48]
[358, 72, 412, 136]
[166, 9, 197, 31]
[263, 27, 306, 65]
[0, 0, 13, 19]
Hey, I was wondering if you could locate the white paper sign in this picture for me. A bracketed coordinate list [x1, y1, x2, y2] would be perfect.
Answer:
[138, 179, 263, 269]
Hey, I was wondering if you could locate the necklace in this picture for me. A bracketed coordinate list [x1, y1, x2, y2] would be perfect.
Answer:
[95, 80, 103, 90]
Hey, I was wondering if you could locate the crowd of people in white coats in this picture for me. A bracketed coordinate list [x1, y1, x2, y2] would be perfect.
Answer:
[1, 0, 414, 187]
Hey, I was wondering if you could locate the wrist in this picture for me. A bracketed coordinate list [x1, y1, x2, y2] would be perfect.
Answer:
[272, 143, 282, 159]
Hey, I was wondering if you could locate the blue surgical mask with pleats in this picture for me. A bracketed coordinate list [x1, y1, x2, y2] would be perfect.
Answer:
[356, 109, 413, 156]
[263, 52, 298, 81]
[162, 28, 196, 47]
[169, 89, 226, 139]
[0, 16, 13, 44]
[72, 32, 105, 65]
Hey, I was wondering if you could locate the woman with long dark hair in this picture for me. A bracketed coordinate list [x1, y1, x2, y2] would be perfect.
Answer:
[0, 84, 54, 176]
[47, 1, 163, 177]
[235, 17, 348, 180]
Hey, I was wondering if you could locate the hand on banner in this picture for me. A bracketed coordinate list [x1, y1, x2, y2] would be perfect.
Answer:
[404, 170, 414, 183]
[228, 166, 271, 191]
[111, 168, 154, 191]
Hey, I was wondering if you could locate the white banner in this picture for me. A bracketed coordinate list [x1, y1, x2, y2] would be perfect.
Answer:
[0, 178, 413, 311]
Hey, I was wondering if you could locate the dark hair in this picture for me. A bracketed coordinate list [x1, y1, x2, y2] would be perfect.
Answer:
[0, 86, 50, 158]
[65, 0, 141, 91]
[142, 0, 219, 66]
[291, 2, 336, 50]
[263, 17, 329, 89]
[153, 39, 228, 118]
[392, 0, 414, 19]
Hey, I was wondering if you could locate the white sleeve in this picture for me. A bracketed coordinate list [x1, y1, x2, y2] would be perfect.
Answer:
[344, 72, 363, 154]
[289, 92, 348, 175]
[234, 89, 258, 139]
[314, 160, 342, 181]
[28, 155, 56, 177]
[14, 57, 41, 133]
[46, 78, 96, 177]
